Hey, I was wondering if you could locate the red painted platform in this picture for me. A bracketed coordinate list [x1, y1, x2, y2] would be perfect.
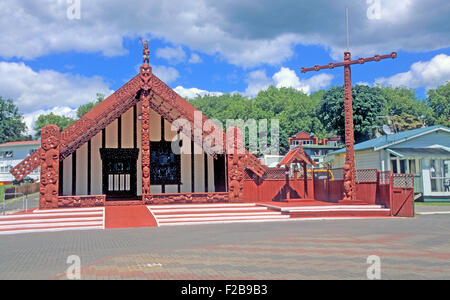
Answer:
[105, 205, 157, 229]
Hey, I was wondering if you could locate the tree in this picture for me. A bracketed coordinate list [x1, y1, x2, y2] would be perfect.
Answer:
[77, 93, 105, 119]
[380, 86, 430, 131]
[0, 97, 28, 144]
[189, 87, 330, 155]
[426, 82, 450, 127]
[318, 85, 386, 143]
[33, 113, 76, 139]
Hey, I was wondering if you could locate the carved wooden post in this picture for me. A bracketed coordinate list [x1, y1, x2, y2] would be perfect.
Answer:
[303, 162, 308, 199]
[39, 125, 60, 209]
[301, 51, 397, 202]
[227, 127, 245, 203]
[140, 41, 152, 203]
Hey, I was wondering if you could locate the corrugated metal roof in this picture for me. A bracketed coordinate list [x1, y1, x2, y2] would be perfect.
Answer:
[387, 147, 450, 158]
[329, 125, 449, 155]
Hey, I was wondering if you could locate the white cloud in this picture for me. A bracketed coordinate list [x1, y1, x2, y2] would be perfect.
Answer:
[0, 62, 112, 114]
[273, 68, 333, 95]
[244, 70, 272, 96]
[152, 65, 180, 83]
[156, 46, 186, 64]
[375, 54, 450, 90]
[23, 106, 77, 136]
[174, 86, 223, 99]
[245, 67, 333, 96]
[1, 0, 448, 67]
[188, 53, 202, 64]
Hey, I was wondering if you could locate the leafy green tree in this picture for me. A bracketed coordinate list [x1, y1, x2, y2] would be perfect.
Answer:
[426, 82, 450, 127]
[0, 97, 28, 144]
[318, 85, 386, 143]
[190, 87, 330, 154]
[33, 113, 75, 139]
[76, 93, 105, 119]
[380, 86, 430, 130]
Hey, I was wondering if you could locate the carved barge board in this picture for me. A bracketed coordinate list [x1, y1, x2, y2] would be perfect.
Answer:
[11, 73, 267, 182]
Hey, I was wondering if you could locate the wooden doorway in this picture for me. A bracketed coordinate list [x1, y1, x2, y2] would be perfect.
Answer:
[100, 149, 139, 199]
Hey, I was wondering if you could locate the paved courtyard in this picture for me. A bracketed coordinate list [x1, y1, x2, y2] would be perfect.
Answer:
[0, 206, 449, 280]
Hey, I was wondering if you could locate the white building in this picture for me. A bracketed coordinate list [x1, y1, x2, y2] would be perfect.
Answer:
[0, 141, 40, 183]
[326, 126, 450, 202]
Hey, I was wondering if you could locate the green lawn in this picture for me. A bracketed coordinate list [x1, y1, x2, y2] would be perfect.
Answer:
[0, 184, 12, 202]
[415, 202, 450, 206]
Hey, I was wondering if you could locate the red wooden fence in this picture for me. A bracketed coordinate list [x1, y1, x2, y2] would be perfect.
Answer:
[243, 167, 415, 217]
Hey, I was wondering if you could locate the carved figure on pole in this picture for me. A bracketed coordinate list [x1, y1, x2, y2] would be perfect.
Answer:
[301, 51, 396, 201]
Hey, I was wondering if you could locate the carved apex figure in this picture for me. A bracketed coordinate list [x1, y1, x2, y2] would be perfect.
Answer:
[142, 39, 150, 65]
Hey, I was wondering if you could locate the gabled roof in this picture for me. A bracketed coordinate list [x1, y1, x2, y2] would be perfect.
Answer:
[329, 125, 450, 155]
[11, 71, 267, 181]
[291, 131, 313, 140]
[278, 146, 315, 167]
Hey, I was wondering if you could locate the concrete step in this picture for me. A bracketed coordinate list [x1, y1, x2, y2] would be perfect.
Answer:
[0, 207, 105, 235]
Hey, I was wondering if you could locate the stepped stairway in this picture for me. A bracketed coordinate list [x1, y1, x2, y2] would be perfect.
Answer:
[147, 203, 290, 226]
[0, 207, 104, 235]
[260, 203, 391, 218]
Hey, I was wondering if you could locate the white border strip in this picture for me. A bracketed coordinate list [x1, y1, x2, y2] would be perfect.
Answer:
[147, 207, 160, 227]
[33, 207, 104, 213]
[0, 217, 103, 226]
[158, 215, 290, 223]
[0, 211, 104, 219]
[159, 216, 392, 226]
[0, 226, 104, 235]
[147, 203, 257, 209]
[156, 212, 282, 219]
[0, 221, 103, 230]
[150, 207, 268, 213]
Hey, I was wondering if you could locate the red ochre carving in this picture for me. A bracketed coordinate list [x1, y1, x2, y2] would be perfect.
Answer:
[145, 192, 229, 205]
[39, 125, 60, 209]
[57, 195, 106, 208]
[302, 51, 396, 202]
[140, 43, 153, 202]
[227, 127, 245, 203]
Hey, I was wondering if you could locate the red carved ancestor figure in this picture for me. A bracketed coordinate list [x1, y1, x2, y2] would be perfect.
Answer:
[227, 127, 245, 203]
[140, 40, 152, 202]
[39, 125, 60, 209]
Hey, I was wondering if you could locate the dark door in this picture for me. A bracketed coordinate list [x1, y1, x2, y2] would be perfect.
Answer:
[100, 149, 139, 199]
[214, 154, 227, 192]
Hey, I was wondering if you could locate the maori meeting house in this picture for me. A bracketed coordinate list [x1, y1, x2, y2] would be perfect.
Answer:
[6, 44, 414, 230]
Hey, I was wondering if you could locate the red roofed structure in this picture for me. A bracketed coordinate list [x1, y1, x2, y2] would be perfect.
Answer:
[6, 45, 414, 225]
[10, 43, 267, 209]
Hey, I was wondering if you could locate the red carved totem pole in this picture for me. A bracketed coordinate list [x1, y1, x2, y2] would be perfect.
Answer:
[302, 51, 396, 201]
[227, 126, 245, 203]
[39, 125, 61, 209]
[140, 40, 152, 203]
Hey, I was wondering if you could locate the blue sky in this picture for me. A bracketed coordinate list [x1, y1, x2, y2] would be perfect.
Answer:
[0, 0, 449, 135]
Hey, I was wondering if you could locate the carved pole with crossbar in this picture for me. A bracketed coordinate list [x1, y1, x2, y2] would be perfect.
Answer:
[302, 51, 397, 202]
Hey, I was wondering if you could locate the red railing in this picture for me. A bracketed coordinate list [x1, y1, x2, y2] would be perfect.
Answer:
[243, 167, 415, 217]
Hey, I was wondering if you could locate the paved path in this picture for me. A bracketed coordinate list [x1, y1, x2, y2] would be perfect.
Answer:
[0, 213, 449, 280]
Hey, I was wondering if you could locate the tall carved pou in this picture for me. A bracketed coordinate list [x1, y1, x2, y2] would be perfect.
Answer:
[39, 125, 60, 209]
[226, 126, 245, 203]
[140, 40, 152, 202]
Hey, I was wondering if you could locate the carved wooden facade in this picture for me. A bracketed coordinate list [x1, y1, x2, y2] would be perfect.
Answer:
[11, 46, 269, 208]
